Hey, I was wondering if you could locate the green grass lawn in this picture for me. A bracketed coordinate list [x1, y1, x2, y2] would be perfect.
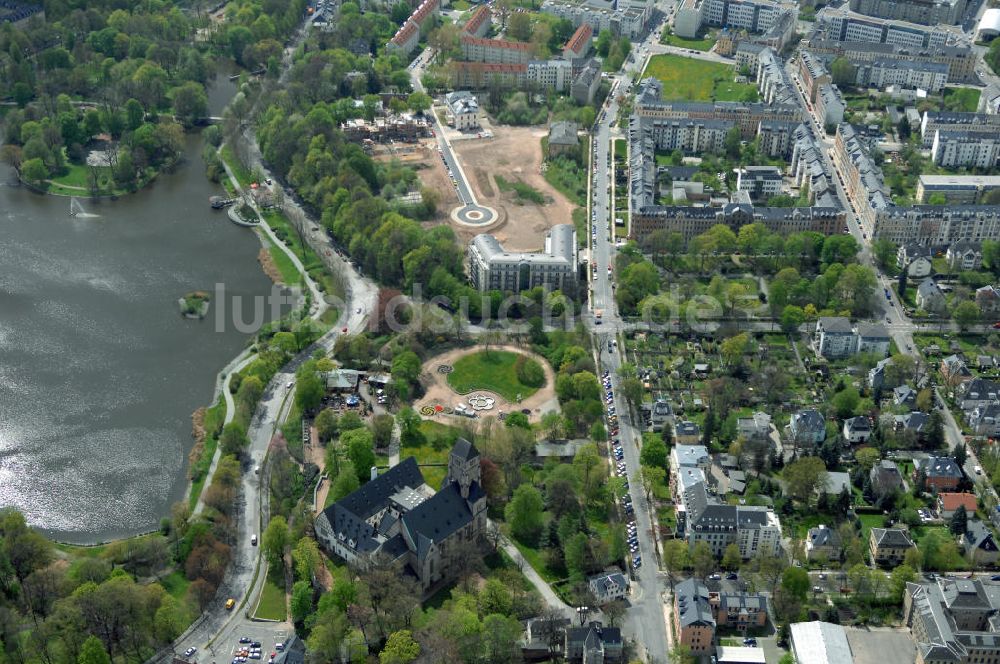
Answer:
[400, 421, 463, 489]
[660, 29, 716, 51]
[642, 54, 736, 102]
[447, 350, 543, 401]
[221, 144, 253, 187]
[452, 0, 471, 8]
[858, 512, 885, 543]
[943, 87, 982, 113]
[495, 175, 546, 204]
[713, 80, 759, 102]
[265, 237, 301, 285]
[261, 209, 340, 297]
[254, 571, 287, 621]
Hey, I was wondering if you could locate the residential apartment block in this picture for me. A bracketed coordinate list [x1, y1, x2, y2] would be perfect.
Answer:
[541, 0, 652, 40]
[917, 175, 1000, 204]
[814, 317, 890, 359]
[675, 579, 716, 657]
[563, 23, 593, 58]
[805, 37, 977, 84]
[815, 6, 959, 48]
[815, 82, 845, 127]
[461, 35, 533, 64]
[387, 0, 440, 56]
[797, 50, 831, 103]
[674, 0, 796, 41]
[736, 166, 782, 200]
[920, 111, 1000, 148]
[855, 59, 949, 93]
[462, 5, 491, 37]
[849, 0, 965, 26]
[931, 131, 1000, 169]
[756, 47, 797, 105]
[467, 224, 578, 294]
[832, 123, 1000, 245]
[904, 578, 1000, 664]
[711, 592, 768, 630]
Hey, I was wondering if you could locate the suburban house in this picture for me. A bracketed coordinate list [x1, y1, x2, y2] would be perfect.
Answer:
[737, 411, 772, 441]
[565, 622, 623, 663]
[314, 439, 487, 594]
[969, 403, 1000, 437]
[941, 354, 972, 383]
[916, 278, 946, 312]
[824, 472, 851, 497]
[947, 241, 983, 271]
[897, 243, 933, 271]
[675, 421, 702, 444]
[674, 579, 716, 657]
[588, 570, 629, 604]
[915, 455, 964, 492]
[894, 411, 930, 436]
[870, 460, 904, 498]
[710, 592, 768, 630]
[842, 416, 872, 444]
[814, 317, 856, 359]
[938, 492, 977, 519]
[963, 520, 1000, 566]
[789, 409, 827, 447]
[869, 357, 896, 391]
[805, 524, 842, 561]
[869, 527, 916, 566]
[894, 385, 918, 408]
[445, 91, 480, 130]
[548, 121, 580, 158]
[958, 378, 1000, 411]
[649, 398, 674, 431]
[976, 285, 1000, 315]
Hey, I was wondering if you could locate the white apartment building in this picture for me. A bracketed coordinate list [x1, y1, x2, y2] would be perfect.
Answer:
[931, 130, 1000, 169]
[467, 224, 579, 294]
[855, 58, 949, 93]
[736, 166, 783, 200]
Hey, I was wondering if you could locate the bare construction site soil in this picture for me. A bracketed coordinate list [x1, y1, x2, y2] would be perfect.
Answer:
[450, 125, 578, 251]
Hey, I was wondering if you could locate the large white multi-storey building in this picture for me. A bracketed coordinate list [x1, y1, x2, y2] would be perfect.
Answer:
[467, 224, 579, 294]
[674, 0, 795, 39]
[855, 58, 949, 93]
[815, 6, 959, 48]
[931, 131, 1000, 169]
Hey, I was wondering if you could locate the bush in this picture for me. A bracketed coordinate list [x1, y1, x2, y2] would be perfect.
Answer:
[515, 356, 545, 388]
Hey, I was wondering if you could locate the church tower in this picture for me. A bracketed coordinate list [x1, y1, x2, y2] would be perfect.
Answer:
[447, 437, 481, 499]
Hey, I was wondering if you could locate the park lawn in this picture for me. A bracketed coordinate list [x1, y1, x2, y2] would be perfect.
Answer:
[660, 29, 716, 51]
[713, 80, 759, 102]
[641, 54, 735, 102]
[255, 571, 287, 621]
[943, 87, 981, 113]
[265, 237, 301, 286]
[50, 162, 100, 189]
[221, 144, 253, 187]
[447, 350, 542, 401]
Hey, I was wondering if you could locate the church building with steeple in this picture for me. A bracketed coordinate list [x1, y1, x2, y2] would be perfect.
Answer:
[314, 438, 488, 593]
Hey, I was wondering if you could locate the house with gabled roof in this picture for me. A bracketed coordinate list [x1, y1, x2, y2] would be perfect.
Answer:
[789, 409, 826, 447]
[869, 527, 916, 566]
[565, 622, 623, 663]
[674, 579, 716, 657]
[314, 439, 487, 594]
[915, 455, 964, 492]
[963, 520, 999, 566]
[937, 492, 977, 519]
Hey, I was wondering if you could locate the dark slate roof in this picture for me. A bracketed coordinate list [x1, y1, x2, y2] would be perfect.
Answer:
[793, 409, 825, 432]
[965, 520, 998, 553]
[400, 481, 479, 561]
[920, 455, 963, 479]
[872, 527, 915, 548]
[845, 416, 871, 433]
[381, 533, 410, 559]
[451, 437, 480, 460]
[808, 525, 841, 548]
[818, 316, 853, 333]
[334, 456, 424, 521]
[898, 411, 930, 432]
[676, 579, 716, 628]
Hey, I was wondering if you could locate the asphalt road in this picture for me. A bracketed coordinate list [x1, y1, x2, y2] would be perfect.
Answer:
[588, 10, 675, 664]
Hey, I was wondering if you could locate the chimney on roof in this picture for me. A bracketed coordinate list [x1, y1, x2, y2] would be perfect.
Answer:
[371, 466, 378, 482]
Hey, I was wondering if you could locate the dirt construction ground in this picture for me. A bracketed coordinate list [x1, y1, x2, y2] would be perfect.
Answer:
[450, 125, 578, 251]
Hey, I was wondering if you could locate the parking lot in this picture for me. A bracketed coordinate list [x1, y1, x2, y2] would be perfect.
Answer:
[844, 626, 917, 664]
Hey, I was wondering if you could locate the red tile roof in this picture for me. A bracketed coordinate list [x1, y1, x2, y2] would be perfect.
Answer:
[460, 34, 533, 51]
[391, 21, 419, 45]
[938, 492, 977, 513]
[564, 23, 593, 55]
[463, 5, 491, 34]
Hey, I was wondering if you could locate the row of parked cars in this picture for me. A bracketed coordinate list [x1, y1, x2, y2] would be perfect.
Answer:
[604, 370, 640, 571]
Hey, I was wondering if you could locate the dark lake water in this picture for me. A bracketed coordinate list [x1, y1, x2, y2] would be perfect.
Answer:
[0, 72, 274, 542]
